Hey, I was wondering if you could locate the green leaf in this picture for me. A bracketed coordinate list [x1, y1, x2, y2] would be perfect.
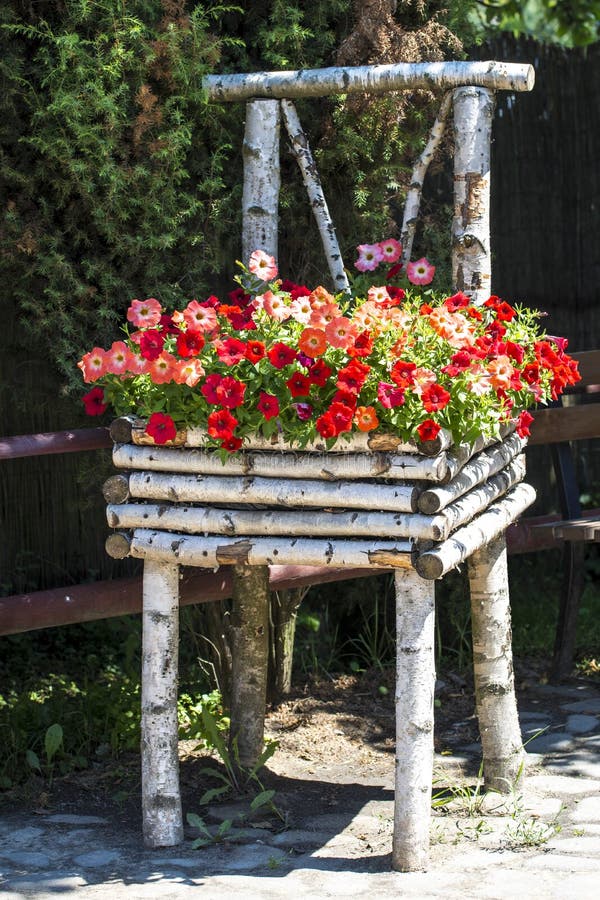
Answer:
[250, 789, 275, 812]
[44, 723, 63, 762]
[200, 784, 231, 805]
[26, 749, 41, 771]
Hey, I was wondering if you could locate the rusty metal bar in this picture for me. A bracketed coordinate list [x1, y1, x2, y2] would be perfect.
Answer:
[0, 428, 112, 460]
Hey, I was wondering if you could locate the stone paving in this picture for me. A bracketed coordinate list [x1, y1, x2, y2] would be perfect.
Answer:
[1, 680, 599, 899]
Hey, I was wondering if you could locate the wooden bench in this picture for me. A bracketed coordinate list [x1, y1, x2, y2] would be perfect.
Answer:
[527, 348, 600, 679]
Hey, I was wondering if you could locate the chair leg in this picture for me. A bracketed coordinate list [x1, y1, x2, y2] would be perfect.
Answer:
[141, 559, 184, 848]
[467, 534, 524, 792]
[392, 567, 436, 872]
[551, 542, 586, 681]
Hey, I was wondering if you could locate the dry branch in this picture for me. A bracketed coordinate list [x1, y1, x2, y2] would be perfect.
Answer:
[280, 99, 349, 293]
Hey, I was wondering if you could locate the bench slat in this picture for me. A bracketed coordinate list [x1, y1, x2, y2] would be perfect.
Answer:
[528, 404, 600, 445]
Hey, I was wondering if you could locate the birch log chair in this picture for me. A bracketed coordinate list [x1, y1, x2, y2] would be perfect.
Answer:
[104, 60, 536, 872]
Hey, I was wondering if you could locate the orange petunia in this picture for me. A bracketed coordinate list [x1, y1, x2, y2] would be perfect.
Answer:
[298, 326, 327, 357]
[354, 406, 379, 432]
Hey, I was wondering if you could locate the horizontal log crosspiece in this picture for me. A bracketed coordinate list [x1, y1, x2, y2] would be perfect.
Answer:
[203, 61, 535, 103]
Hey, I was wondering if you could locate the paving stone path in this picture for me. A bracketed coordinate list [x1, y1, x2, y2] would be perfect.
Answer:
[1, 679, 599, 899]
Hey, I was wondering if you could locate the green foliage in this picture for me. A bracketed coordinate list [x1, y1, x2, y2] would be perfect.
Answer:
[471, 0, 600, 47]
[1, 0, 468, 407]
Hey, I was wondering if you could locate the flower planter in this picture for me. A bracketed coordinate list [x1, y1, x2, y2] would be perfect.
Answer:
[104, 416, 534, 867]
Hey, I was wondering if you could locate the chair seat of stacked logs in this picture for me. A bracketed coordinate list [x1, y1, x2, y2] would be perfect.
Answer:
[103, 415, 534, 869]
[104, 417, 535, 577]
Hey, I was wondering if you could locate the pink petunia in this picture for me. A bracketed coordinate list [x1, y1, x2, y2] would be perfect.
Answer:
[325, 316, 358, 350]
[148, 353, 177, 384]
[172, 358, 204, 387]
[183, 300, 218, 332]
[261, 291, 291, 321]
[248, 249, 278, 282]
[354, 243, 384, 272]
[78, 348, 108, 382]
[126, 298, 162, 328]
[378, 238, 402, 263]
[105, 341, 133, 375]
[406, 257, 436, 286]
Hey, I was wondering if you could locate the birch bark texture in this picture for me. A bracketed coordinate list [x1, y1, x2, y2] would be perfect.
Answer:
[229, 564, 270, 768]
[393, 567, 436, 871]
[401, 92, 452, 265]
[467, 535, 525, 791]
[452, 86, 495, 303]
[140, 560, 183, 847]
[241, 99, 280, 263]
[280, 100, 349, 293]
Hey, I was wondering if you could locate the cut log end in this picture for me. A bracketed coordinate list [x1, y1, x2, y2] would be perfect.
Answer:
[103, 474, 131, 504]
[109, 416, 136, 444]
[106, 532, 132, 559]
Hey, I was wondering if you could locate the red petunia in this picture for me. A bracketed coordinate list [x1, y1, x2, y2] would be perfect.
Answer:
[516, 410, 534, 438]
[221, 435, 243, 452]
[215, 376, 246, 409]
[417, 419, 441, 442]
[145, 412, 177, 444]
[328, 401, 355, 435]
[390, 359, 417, 387]
[201, 373, 222, 404]
[245, 340, 266, 364]
[257, 392, 280, 420]
[176, 329, 205, 358]
[308, 359, 332, 387]
[286, 372, 312, 398]
[315, 412, 337, 439]
[207, 408, 238, 439]
[82, 387, 107, 416]
[337, 360, 370, 395]
[377, 381, 405, 409]
[421, 383, 451, 413]
[139, 329, 165, 361]
[267, 342, 297, 369]
[216, 337, 247, 366]
[348, 330, 374, 359]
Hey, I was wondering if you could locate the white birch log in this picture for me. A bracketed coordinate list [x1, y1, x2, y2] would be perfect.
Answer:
[280, 99, 349, 294]
[203, 61, 535, 102]
[229, 565, 270, 768]
[401, 92, 452, 265]
[112, 443, 447, 483]
[393, 567, 436, 871]
[452, 86, 494, 303]
[140, 560, 183, 848]
[128, 529, 414, 569]
[241, 100, 280, 262]
[435, 455, 526, 536]
[418, 432, 527, 513]
[124, 470, 420, 513]
[106, 502, 447, 541]
[467, 535, 525, 791]
[116, 416, 454, 457]
[415, 482, 536, 580]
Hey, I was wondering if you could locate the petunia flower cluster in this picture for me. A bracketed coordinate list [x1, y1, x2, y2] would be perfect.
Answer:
[79, 243, 580, 451]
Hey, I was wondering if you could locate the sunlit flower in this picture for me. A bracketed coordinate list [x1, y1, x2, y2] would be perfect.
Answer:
[406, 257, 436, 285]
[355, 243, 384, 272]
[378, 238, 402, 263]
[248, 249, 278, 281]
[126, 298, 162, 328]
[183, 300, 218, 332]
[145, 412, 177, 444]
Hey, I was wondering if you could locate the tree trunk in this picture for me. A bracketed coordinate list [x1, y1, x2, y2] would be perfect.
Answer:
[241, 99, 280, 263]
[467, 534, 524, 792]
[268, 588, 307, 704]
[392, 568, 436, 872]
[229, 564, 270, 769]
[140, 560, 183, 847]
[452, 86, 495, 303]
